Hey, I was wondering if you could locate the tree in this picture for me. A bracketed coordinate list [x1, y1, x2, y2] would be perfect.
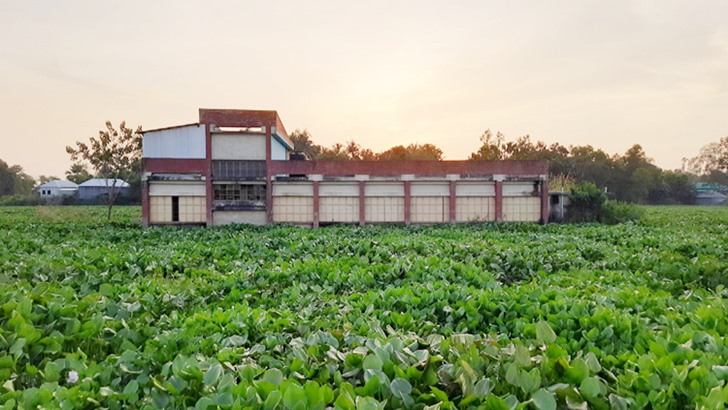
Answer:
[66, 121, 142, 219]
[683, 136, 728, 176]
[377, 143, 444, 161]
[469, 129, 506, 160]
[65, 163, 93, 184]
[0, 159, 35, 198]
[289, 129, 323, 159]
[37, 175, 60, 185]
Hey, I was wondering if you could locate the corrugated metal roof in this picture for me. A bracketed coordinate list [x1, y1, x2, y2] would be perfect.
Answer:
[37, 180, 78, 189]
[79, 178, 130, 188]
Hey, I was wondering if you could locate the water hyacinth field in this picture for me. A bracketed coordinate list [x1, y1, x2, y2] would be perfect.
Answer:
[0, 206, 727, 409]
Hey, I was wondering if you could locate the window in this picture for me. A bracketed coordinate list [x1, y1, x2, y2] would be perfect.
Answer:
[172, 196, 180, 222]
[213, 184, 266, 209]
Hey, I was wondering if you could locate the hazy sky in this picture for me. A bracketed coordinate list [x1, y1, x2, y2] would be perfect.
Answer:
[1, 1, 727, 178]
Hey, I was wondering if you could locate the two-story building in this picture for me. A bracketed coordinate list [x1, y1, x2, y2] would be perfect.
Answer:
[141, 109, 549, 227]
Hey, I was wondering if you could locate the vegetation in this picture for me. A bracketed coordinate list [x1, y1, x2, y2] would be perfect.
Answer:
[1, 206, 727, 409]
[0, 160, 35, 198]
[65, 121, 143, 219]
[290, 130, 443, 162]
[565, 183, 643, 225]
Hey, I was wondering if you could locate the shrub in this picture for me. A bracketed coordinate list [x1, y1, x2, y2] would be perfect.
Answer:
[566, 183, 606, 222]
[602, 200, 644, 224]
[566, 183, 642, 224]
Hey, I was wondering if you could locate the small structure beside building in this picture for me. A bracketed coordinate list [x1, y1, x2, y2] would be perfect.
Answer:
[78, 179, 130, 201]
[548, 191, 570, 222]
[37, 180, 78, 199]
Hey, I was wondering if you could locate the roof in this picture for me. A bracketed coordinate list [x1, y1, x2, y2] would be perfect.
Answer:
[79, 178, 130, 188]
[37, 180, 78, 189]
[141, 123, 201, 134]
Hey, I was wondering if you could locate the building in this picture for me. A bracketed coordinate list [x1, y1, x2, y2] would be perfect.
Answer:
[695, 183, 728, 206]
[37, 180, 78, 199]
[78, 179, 130, 201]
[141, 109, 549, 227]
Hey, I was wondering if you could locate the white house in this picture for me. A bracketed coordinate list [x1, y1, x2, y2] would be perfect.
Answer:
[37, 180, 78, 199]
[78, 179, 130, 201]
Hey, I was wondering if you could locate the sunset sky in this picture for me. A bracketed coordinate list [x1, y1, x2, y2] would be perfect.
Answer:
[1, 1, 727, 178]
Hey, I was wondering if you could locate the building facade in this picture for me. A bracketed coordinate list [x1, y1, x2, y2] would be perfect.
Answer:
[141, 109, 549, 227]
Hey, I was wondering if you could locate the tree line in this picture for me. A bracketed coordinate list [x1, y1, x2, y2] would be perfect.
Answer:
[1, 124, 726, 207]
[293, 128, 728, 205]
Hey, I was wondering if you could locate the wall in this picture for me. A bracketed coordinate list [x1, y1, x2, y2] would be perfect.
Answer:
[213, 210, 267, 226]
[271, 137, 288, 160]
[211, 133, 266, 160]
[272, 182, 314, 223]
[143, 125, 206, 159]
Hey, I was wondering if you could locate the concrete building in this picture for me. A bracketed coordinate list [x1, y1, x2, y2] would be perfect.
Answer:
[78, 179, 130, 201]
[37, 180, 78, 199]
[141, 109, 549, 227]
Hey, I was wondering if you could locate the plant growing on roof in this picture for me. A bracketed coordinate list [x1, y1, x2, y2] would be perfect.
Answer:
[66, 121, 142, 219]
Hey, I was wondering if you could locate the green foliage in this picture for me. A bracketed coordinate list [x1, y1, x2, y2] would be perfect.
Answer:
[0, 159, 35, 198]
[566, 183, 643, 224]
[66, 121, 142, 219]
[601, 201, 644, 225]
[0, 206, 727, 408]
[565, 183, 607, 223]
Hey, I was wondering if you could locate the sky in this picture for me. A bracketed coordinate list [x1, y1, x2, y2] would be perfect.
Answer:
[1, 1, 727, 178]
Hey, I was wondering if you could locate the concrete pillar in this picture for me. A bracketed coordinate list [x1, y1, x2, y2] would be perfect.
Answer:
[494, 174, 504, 222]
[403, 177, 413, 226]
[449, 180, 457, 223]
[141, 172, 149, 228]
[358, 180, 366, 226]
[540, 176, 549, 224]
[265, 126, 273, 224]
[205, 124, 214, 227]
[312, 180, 320, 228]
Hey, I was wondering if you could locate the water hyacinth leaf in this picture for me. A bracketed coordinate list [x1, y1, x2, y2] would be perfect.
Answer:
[579, 376, 602, 399]
[355, 396, 384, 410]
[362, 354, 383, 371]
[203, 364, 223, 387]
[282, 382, 307, 410]
[263, 368, 285, 386]
[195, 397, 216, 410]
[264, 390, 282, 410]
[390, 378, 413, 405]
[483, 394, 509, 410]
[531, 389, 556, 410]
[535, 322, 557, 344]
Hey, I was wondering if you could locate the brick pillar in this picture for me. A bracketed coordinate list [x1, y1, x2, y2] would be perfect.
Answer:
[495, 180, 503, 222]
[205, 124, 214, 226]
[540, 178, 549, 224]
[265, 127, 273, 224]
[359, 181, 366, 226]
[404, 181, 411, 225]
[449, 180, 457, 223]
[312, 180, 320, 228]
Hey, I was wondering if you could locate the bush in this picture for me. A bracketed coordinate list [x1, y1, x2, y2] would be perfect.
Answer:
[566, 183, 642, 224]
[0, 195, 41, 206]
[602, 200, 644, 224]
[566, 183, 606, 222]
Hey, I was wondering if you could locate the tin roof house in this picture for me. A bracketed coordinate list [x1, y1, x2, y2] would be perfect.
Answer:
[37, 180, 78, 199]
[78, 179, 130, 201]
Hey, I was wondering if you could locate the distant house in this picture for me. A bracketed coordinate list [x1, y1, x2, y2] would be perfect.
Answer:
[37, 180, 78, 199]
[78, 179, 130, 201]
[695, 183, 728, 206]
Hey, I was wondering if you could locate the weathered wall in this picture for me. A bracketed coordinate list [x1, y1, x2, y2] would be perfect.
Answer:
[211, 133, 266, 160]
[143, 125, 206, 159]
